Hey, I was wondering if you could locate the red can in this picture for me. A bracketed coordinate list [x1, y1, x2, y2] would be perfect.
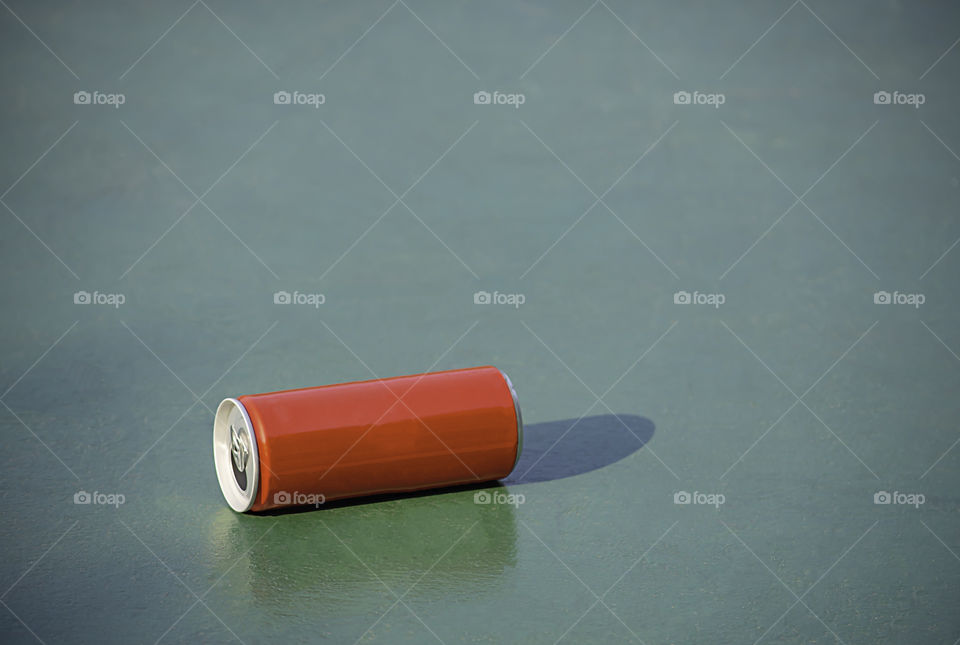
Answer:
[213, 366, 523, 512]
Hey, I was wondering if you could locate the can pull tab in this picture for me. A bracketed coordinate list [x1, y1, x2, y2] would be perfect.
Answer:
[230, 424, 250, 473]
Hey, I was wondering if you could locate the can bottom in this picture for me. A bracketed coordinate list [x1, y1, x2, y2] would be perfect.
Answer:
[499, 370, 524, 470]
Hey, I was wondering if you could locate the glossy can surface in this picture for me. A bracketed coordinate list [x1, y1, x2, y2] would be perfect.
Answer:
[213, 366, 522, 512]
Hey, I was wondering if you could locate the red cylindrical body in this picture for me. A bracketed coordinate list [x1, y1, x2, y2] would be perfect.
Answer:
[213, 366, 522, 512]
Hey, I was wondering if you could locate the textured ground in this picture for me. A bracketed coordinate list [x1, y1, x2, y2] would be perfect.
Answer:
[1, 1, 959, 643]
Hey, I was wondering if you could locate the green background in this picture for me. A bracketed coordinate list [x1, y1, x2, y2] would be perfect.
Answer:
[1, 1, 959, 643]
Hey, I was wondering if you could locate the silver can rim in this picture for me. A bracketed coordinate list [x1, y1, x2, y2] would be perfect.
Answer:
[498, 369, 524, 469]
[213, 397, 260, 512]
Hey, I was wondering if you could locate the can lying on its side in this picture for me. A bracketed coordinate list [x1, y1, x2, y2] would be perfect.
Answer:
[213, 366, 523, 512]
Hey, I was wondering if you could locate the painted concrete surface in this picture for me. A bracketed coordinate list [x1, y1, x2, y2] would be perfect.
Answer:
[1, 2, 959, 643]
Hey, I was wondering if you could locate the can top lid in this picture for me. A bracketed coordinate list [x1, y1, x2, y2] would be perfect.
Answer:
[213, 398, 260, 512]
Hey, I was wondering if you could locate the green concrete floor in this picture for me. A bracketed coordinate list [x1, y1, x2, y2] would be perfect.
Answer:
[2, 1, 959, 643]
